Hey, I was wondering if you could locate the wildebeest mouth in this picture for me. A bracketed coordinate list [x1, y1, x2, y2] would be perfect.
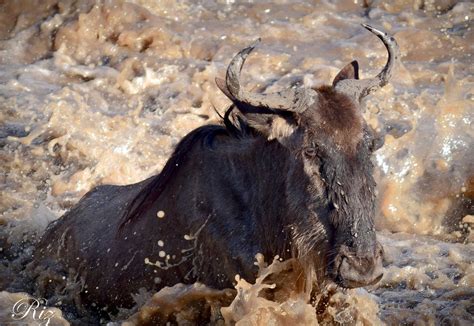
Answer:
[333, 271, 384, 289]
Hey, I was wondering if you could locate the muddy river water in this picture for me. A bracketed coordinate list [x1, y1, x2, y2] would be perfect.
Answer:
[0, 0, 473, 325]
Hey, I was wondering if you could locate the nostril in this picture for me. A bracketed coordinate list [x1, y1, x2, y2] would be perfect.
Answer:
[338, 256, 354, 276]
[372, 272, 383, 285]
[376, 243, 384, 257]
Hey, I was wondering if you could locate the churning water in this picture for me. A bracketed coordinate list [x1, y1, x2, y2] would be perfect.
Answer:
[0, 0, 473, 325]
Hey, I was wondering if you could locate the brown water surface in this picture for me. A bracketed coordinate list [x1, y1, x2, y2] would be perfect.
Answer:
[0, 0, 473, 325]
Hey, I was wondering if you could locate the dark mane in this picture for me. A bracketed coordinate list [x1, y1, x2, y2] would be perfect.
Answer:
[118, 107, 251, 231]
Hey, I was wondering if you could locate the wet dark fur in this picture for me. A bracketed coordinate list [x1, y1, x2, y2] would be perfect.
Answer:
[306, 86, 363, 153]
[29, 79, 381, 313]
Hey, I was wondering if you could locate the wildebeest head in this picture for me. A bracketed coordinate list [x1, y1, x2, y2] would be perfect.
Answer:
[216, 25, 399, 288]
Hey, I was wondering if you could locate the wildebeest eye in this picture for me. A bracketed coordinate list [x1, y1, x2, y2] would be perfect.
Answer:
[304, 147, 317, 158]
[365, 128, 384, 152]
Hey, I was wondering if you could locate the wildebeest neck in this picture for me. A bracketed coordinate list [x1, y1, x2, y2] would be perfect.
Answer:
[199, 132, 297, 258]
[118, 125, 295, 256]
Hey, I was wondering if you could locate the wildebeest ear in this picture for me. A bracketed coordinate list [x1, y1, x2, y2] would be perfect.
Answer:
[216, 76, 298, 141]
[332, 60, 359, 86]
[239, 110, 297, 141]
[215, 77, 234, 100]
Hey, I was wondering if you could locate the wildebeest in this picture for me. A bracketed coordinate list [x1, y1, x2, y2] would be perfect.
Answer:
[29, 24, 399, 312]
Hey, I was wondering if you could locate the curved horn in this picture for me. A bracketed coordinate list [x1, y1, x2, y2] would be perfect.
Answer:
[335, 24, 400, 101]
[224, 39, 316, 112]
